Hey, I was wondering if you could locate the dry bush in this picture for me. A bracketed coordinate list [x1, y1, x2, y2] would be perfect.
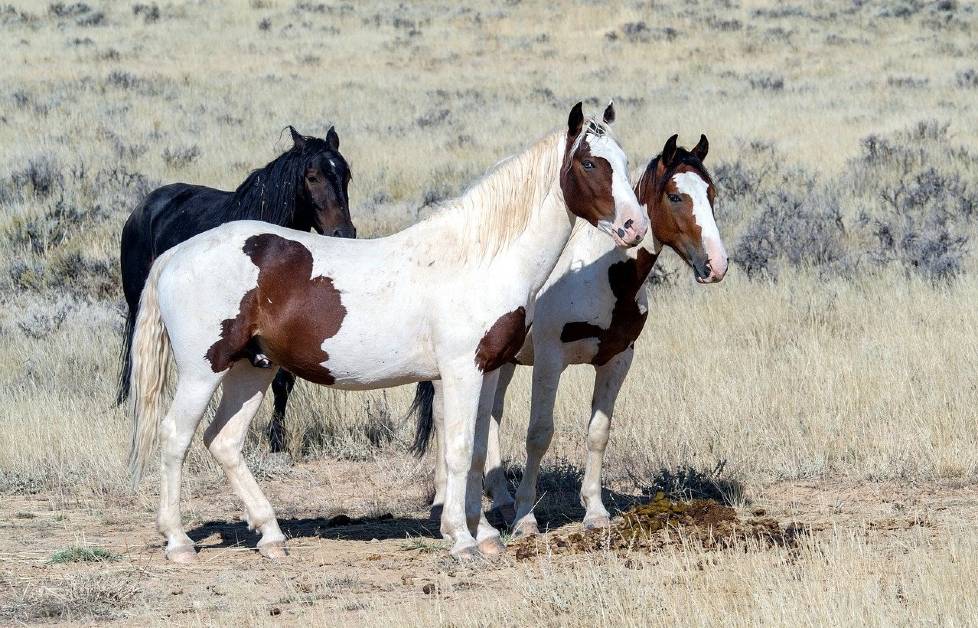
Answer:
[1, 572, 140, 623]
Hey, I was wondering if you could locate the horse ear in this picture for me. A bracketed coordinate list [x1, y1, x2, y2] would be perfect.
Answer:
[326, 126, 340, 151]
[602, 100, 616, 124]
[692, 134, 709, 161]
[661, 134, 679, 167]
[289, 126, 306, 150]
[567, 102, 584, 138]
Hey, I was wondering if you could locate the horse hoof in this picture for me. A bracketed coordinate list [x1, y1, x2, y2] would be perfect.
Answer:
[451, 545, 480, 562]
[511, 521, 540, 538]
[166, 546, 198, 564]
[583, 515, 611, 530]
[478, 536, 506, 556]
[258, 541, 288, 560]
[493, 504, 517, 527]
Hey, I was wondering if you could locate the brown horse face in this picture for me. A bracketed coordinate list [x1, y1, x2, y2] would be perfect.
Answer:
[292, 126, 356, 238]
[644, 135, 727, 283]
[560, 102, 648, 248]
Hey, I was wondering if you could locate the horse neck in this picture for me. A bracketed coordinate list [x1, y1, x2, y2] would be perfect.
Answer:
[634, 166, 665, 260]
[224, 154, 301, 226]
[417, 132, 573, 289]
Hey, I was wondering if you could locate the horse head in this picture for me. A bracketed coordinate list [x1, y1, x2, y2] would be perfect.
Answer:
[637, 134, 727, 283]
[289, 126, 356, 238]
[560, 102, 648, 248]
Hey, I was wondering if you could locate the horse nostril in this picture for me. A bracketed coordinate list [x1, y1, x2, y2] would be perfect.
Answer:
[623, 219, 634, 230]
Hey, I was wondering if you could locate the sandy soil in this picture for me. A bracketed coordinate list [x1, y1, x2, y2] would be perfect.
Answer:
[3, 456, 975, 625]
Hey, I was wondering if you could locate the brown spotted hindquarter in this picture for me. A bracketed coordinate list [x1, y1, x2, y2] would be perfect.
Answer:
[205, 233, 346, 384]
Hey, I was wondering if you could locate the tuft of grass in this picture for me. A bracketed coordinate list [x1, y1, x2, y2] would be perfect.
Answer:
[400, 535, 443, 554]
[49, 546, 120, 564]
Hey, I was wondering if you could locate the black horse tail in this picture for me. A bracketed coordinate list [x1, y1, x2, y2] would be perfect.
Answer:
[407, 381, 436, 457]
[115, 305, 137, 405]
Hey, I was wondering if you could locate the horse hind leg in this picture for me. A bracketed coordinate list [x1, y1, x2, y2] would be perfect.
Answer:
[203, 362, 284, 558]
[267, 370, 295, 454]
[157, 376, 222, 563]
[581, 347, 634, 529]
[484, 362, 517, 526]
[512, 357, 564, 537]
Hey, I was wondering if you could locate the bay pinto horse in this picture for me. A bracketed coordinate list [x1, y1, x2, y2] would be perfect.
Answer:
[127, 102, 649, 562]
[412, 134, 727, 535]
[118, 127, 354, 453]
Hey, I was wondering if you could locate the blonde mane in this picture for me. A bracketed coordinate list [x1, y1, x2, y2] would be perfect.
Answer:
[422, 116, 612, 262]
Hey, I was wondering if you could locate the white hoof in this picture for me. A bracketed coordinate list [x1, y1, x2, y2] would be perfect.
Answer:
[451, 544, 480, 562]
[583, 515, 611, 530]
[166, 545, 198, 564]
[478, 536, 506, 556]
[258, 540, 288, 560]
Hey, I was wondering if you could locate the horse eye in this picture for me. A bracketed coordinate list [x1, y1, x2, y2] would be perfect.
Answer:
[668, 193, 682, 203]
[582, 159, 595, 170]
[306, 175, 318, 183]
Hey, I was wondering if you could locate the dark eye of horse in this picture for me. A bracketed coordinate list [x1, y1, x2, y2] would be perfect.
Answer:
[582, 159, 595, 170]
[668, 193, 682, 203]
[306, 175, 318, 183]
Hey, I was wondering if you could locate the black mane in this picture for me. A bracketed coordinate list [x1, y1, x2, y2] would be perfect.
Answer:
[223, 136, 336, 225]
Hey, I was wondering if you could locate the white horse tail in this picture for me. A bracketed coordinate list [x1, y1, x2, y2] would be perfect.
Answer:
[128, 250, 176, 487]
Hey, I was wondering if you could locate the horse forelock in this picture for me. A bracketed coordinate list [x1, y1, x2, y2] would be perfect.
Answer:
[565, 116, 615, 172]
[644, 149, 714, 204]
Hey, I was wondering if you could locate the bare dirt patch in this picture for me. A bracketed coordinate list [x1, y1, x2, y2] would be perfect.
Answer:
[2, 458, 977, 624]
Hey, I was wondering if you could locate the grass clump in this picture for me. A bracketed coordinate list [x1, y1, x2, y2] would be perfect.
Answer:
[49, 546, 119, 564]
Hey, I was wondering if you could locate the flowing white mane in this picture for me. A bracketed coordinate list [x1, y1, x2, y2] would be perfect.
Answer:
[423, 116, 610, 262]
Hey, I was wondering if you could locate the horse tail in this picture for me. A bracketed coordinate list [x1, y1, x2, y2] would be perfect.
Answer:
[115, 306, 137, 405]
[407, 381, 436, 457]
[128, 251, 175, 487]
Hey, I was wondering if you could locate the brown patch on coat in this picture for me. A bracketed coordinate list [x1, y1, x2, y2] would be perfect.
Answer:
[475, 307, 529, 372]
[205, 233, 346, 384]
[560, 248, 657, 365]
[560, 137, 616, 226]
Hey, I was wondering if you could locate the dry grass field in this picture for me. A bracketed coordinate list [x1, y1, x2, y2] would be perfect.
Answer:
[2, 0, 978, 624]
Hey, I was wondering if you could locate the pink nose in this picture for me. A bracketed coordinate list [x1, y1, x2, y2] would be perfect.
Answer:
[615, 217, 648, 247]
[706, 257, 728, 283]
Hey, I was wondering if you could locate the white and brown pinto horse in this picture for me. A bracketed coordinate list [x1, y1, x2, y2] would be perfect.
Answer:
[416, 134, 727, 534]
[127, 102, 648, 562]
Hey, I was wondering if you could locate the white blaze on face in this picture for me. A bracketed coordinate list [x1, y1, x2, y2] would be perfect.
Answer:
[673, 171, 728, 278]
[588, 134, 649, 244]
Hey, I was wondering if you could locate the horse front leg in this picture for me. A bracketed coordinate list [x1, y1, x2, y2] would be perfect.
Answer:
[581, 347, 633, 529]
[439, 367, 501, 559]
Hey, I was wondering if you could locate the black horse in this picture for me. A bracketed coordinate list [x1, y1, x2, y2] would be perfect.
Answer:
[118, 126, 355, 452]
